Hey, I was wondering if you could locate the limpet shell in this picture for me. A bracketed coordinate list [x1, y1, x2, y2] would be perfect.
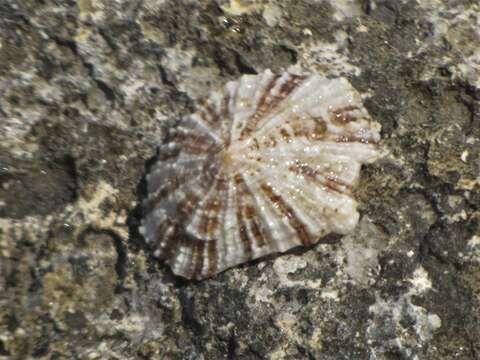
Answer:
[140, 69, 381, 279]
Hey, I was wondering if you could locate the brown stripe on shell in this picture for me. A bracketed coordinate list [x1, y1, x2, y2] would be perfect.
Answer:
[324, 172, 351, 190]
[173, 128, 220, 154]
[145, 163, 216, 216]
[204, 101, 220, 122]
[246, 207, 266, 248]
[290, 116, 305, 137]
[310, 119, 328, 140]
[239, 74, 281, 139]
[236, 205, 253, 261]
[191, 239, 205, 279]
[330, 105, 359, 124]
[253, 74, 281, 113]
[144, 185, 173, 215]
[198, 209, 210, 237]
[240, 74, 308, 140]
[288, 163, 349, 195]
[197, 173, 228, 238]
[287, 114, 327, 140]
[195, 107, 221, 135]
[206, 211, 220, 237]
[235, 174, 270, 249]
[277, 74, 307, 97]
[260, 183, 313, 246]
[173, 169, 218, 227]
[206, 240, 217, 277]
[261, 134, 277, 148]
[154, 221, 178, 260]
[316, 178, 343, 194]
[234, 174, 253, 260]
[144, 172, 192, 214]
[280, 128, 291, 142]
[176, 191, 202, 220]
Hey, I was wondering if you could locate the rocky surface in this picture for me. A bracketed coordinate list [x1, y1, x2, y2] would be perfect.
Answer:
[0, 0, 479, 359]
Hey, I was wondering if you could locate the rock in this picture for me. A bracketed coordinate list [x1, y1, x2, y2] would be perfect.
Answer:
[1, 0, 479, 358]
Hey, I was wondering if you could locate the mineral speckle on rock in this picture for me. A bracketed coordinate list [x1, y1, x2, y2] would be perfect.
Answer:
[1, 0, 479, 358]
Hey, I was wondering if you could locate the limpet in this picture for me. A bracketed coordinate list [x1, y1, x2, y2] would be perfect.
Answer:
[140, 69, 381, 279]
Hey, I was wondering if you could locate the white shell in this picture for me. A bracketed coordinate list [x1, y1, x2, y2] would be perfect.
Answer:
[140, 69, 381, 279]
